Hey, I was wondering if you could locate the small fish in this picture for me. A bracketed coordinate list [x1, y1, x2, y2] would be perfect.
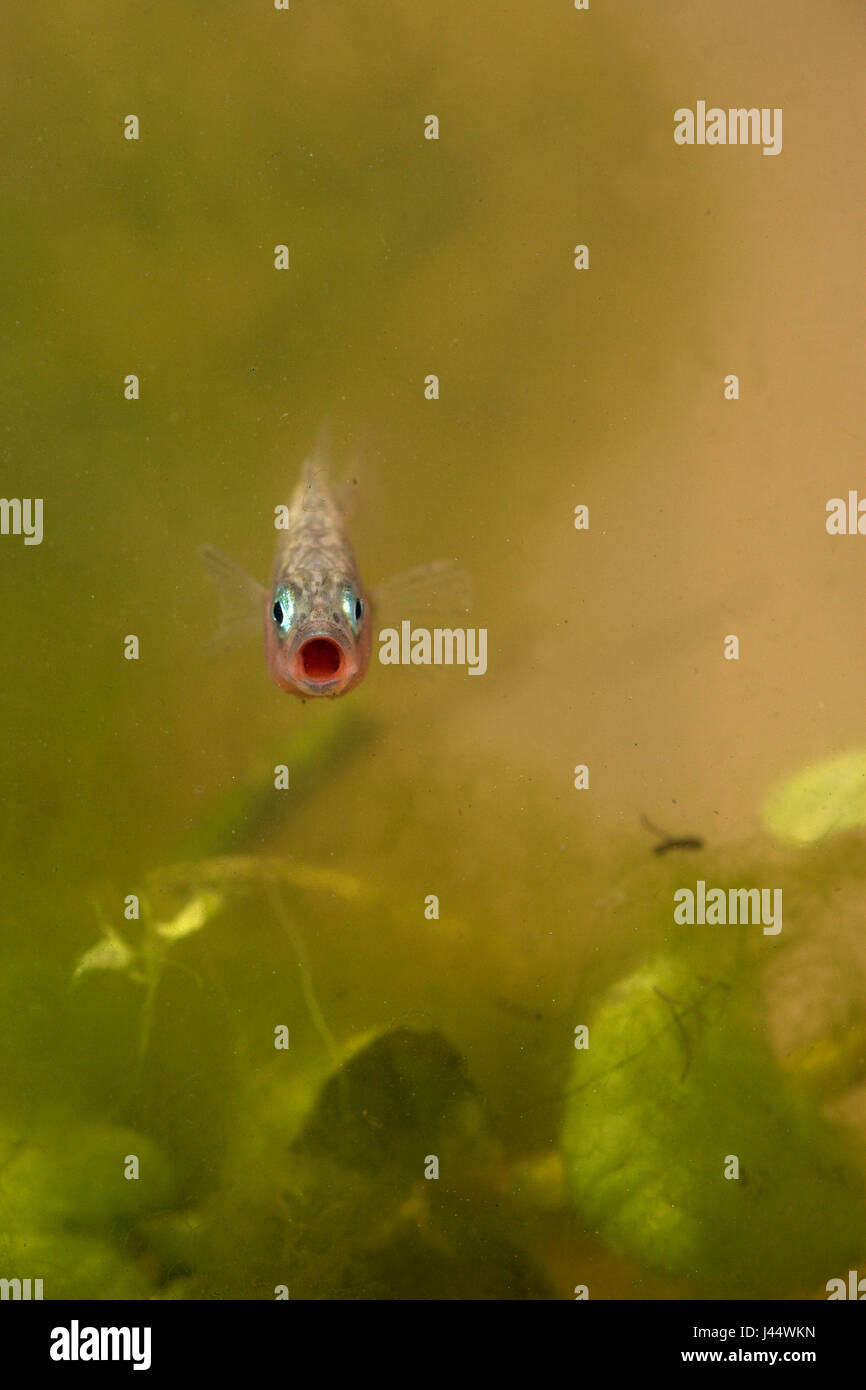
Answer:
[204, 434, 470, 699]
[265, 457, 371, 696]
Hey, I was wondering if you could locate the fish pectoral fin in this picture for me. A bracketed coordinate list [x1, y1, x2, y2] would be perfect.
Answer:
[201, 545, 266, 648]
[372, 558, 474, 626]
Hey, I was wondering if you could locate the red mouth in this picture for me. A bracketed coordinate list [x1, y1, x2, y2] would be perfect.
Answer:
[298, 637, 343, 683]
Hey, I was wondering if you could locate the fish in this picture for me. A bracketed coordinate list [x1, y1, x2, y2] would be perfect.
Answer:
[203, 435, 471, 699]
[265, 457, 371, 696]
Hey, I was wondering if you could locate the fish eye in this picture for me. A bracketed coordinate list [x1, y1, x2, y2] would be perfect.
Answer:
[272, 586, 296, 634]
[341, 586, 364, 634]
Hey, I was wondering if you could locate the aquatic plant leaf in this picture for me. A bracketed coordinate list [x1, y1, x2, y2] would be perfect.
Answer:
[293, 1024, 487, 1181]
[155, 889, 224, 942]
[171, 704, 371, 863]
[2, 1123, 177, 1232]
[562, 957, 866, 1295]
[761, 747, 866, 845]
[72, 927, 135, 982]
[0, 1230, 156, 1299]
[154, 1028, 548, 1300]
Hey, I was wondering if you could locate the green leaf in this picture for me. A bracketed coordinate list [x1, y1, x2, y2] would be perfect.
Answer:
[761, 747, 866, 845]
[155, 889, 224, 942]
[72, 927, 135, 981]
[2, 1123, 177, 1232]
[562, 957, 866, 1295]
[293, 1024, 487, 1181]
[0, 1230, 156, 1299]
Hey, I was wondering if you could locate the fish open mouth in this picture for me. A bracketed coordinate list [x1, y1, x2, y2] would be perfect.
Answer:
[298, 637, 343, 683]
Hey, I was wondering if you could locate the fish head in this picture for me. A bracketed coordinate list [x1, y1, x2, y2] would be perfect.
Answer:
[264, 569, 371, 697]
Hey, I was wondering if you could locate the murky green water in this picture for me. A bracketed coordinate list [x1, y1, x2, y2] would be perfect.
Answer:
[1, 1, 864, 1299]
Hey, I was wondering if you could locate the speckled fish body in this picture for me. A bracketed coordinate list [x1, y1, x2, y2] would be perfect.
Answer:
[264, 461, 371, 698]
[203, 436, 471, 700]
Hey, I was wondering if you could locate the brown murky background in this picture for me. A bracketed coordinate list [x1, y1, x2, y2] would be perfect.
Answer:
[0, 0, 863, 1299]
